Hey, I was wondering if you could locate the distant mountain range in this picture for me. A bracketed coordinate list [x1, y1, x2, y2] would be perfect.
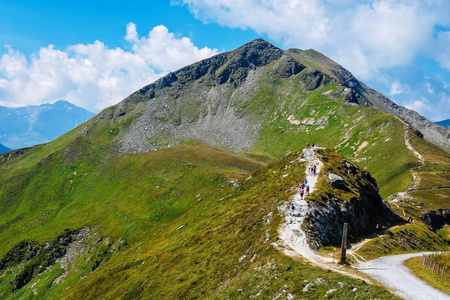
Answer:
[0, 100, 95, 149]
[0, 143, 10, 154]
[436, 118, 450, 128]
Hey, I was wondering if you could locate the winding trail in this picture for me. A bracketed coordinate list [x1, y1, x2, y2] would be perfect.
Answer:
[390, 117, 425, 209]
[275, 146, 449, 299]
[355, 252, 449, 300]
[278, 147, 332, 263]
[276, 147, 365, 281]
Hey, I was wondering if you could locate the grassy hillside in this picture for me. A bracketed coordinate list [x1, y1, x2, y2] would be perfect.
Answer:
[0, 38, 449, 298]
[0, 140, 266, 298]
[58, 149, 398, 299]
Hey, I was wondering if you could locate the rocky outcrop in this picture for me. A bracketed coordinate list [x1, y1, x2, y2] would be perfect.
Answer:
[327, 173, 345, 188]
[0, 227, 121, 291]
[302, 150, 403, 249]
[419, 209, 450, 232]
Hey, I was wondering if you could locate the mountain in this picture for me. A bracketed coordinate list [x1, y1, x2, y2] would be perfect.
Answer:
[0, 143, 10, 154]
[0, 39, 449, 298]
[0, 100, 95, 149]
[436, 118, 450, 128]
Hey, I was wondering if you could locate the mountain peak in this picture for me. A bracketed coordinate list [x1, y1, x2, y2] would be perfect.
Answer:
[238, 38, 280, 50]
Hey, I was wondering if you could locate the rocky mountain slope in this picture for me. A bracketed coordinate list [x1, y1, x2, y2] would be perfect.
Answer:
[96, 39, 449, 154]
[0, 100, 95, 149]
[0, 39, 449, 298]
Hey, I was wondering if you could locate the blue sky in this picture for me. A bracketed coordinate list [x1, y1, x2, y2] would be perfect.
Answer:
[0, 0, 449, 122]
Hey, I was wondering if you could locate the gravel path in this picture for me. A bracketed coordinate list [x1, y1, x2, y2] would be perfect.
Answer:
[278, 147, 332, 263]
[355, 252, 450, 300]
[276, 148, 448, 299]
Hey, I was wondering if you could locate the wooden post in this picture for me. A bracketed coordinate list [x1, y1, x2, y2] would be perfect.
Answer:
[433, 262, 436, 273]
[340, 223, 348, 263]
[423, 255, 425, 266]
[442, 266, 445, 279]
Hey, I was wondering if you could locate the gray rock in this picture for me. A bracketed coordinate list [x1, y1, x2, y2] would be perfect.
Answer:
[328, 173, 346, 188]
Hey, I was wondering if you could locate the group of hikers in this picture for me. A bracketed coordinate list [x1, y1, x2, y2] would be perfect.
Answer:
[289, 142, 319, 217]
[308, 165, 317, 176]
[290, 180, 311, 216]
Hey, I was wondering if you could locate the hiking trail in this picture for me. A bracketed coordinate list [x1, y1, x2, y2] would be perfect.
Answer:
[275, 147, 365, 281]
[390, 117, 425, 205]
[275, 146, 447, 299]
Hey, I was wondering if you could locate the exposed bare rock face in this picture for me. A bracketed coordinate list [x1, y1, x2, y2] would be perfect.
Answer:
[302, 150, 403, 249]
[92, 38, 449, 155]
[419, 209, 450, 232]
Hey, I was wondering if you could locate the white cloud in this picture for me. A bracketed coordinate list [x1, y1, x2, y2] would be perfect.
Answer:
[393, 74, 450, 121]
[404, 98, 428, 112]
[434, 31, 450, 71]
[179, 0, 449, 80]
[0, 23, 218, 112]
[390, 81, 403, 95]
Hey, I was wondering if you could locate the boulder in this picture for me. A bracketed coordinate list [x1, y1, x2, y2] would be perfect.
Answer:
[328, 173, 346, 188]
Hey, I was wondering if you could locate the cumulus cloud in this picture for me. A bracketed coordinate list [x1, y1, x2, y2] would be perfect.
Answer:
[178, 0, 450, 121]
[178, 0, 449, 80]
[0, 23, 218, 112]
[434, 31, 450, 71]
[390, 81, 403, 95]
[392, 74, 450, 121]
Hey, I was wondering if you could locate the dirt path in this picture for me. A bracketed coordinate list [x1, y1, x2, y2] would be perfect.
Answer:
[396, 116, 425, 191]
[355, 252, 449, 300]
[276, 147, 367, 281]
[278, 147, 331, 263]
[275, 146, 447, 299]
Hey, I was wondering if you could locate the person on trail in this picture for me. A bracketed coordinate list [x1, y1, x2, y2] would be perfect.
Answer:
[312, 142, 315, 147]
[307, 142, 310, 147]
[304, 179, 307, 185]
[408, 215, 413, 223]
[306, 185, 310, 195]
[301, 182, 305, 189]
[300, 187, 304, 199]
[313, 165, 316, 175]
[291, 204, 295, 216]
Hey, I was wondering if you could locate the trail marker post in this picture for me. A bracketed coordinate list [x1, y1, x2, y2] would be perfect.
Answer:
[340, 223, 348, 264]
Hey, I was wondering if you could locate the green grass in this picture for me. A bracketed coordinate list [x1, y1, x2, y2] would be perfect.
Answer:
[356, 223, 450, 260]
[404, 253, 450, 295]
[56, 149, 398, 299]
[0, 141, 268, 298]
[1, 45, 449, 298]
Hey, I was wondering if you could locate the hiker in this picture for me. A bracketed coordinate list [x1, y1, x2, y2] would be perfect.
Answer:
[304, 179, 308, 185]
[313, 165, 316, 175]
[312, 142, 315, 147]
[301, 182, 305, 189]
[306, 185, 310, 195]
[307, 142, 310, 147]
[291, 204, 295, 216]
[300, 187, 304, 199]
[408, 215, 413, 223]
